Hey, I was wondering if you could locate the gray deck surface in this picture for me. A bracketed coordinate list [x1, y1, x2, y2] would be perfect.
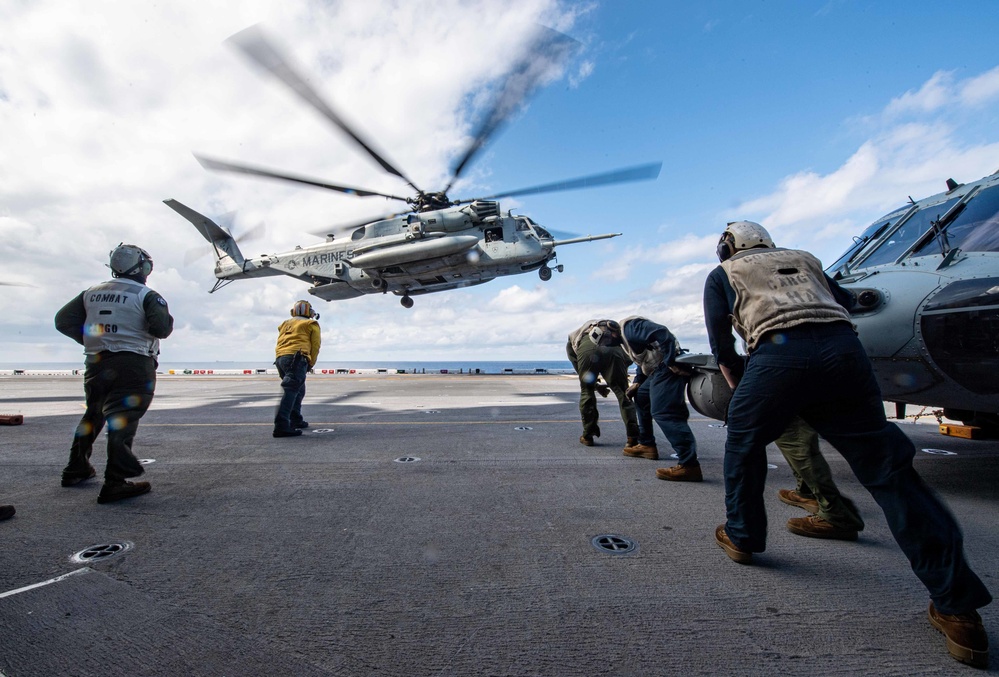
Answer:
[1, 374, 996, 676]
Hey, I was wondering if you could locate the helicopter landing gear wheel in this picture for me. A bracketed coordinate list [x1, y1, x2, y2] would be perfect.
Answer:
[539, 265, 553, 281]
[400, 295, 414, 309]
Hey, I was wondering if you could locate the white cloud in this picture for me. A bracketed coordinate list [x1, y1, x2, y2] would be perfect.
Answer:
[959, 65, 999, 107]
[884, 70, 954, 117]
[3, 5, 999, 367]
[0, 0, 596, 364]
[606, 64, 999, 353]
[724, 64, 999, 263]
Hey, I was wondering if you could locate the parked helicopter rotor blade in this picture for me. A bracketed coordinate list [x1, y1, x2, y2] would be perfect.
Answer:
[442, 26, 579, 195]
[458, 161, 663, 202]
[227, 25, 422, 195]
[195, 154, 412, 202]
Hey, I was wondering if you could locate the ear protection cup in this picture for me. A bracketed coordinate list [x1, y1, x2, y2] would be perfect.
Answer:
[717, 234, 736, 262]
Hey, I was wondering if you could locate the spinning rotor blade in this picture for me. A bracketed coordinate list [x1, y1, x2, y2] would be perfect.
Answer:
[464, 161, 663, 202]
[195, 154, 412, 202]
[443, 26, 580, 195]
[227, 25, 421, 194]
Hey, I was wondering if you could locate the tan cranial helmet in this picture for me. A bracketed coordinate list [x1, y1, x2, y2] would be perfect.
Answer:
[717, 221, 774, 261]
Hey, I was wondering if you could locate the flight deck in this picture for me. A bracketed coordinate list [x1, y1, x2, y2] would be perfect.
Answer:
[1, 374, 996, 675]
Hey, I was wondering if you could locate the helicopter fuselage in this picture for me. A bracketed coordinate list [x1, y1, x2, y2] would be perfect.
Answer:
[203, 199, 615, 305]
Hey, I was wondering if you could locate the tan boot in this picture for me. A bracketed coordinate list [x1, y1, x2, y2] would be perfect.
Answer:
[778, 488, 819, 514]
[786, 515, 858, 541]
[656, 463, 703, 482]
[715, 524, 752, 564]
[928, 602, 989, 668]
[579, 434, 594, 447]
[623, 443, 658, 460]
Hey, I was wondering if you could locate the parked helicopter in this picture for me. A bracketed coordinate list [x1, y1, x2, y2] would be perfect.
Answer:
[167, 25, 661, 309]
[680, 169, 999, 433]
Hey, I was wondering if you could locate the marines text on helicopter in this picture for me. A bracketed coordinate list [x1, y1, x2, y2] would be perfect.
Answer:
[166, 25, 661, 309]
[680, 169, 999, 434]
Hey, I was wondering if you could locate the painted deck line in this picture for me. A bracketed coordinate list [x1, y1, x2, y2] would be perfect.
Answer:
[0, 568, 91, 600]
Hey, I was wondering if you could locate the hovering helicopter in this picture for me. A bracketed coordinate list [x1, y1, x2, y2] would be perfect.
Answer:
[681, 169, 999, 434]
[167, 25, 661, 309]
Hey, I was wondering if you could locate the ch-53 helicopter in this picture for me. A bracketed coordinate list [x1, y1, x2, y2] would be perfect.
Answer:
[681, 168, 999, 434]
[166, 25, 661, 309]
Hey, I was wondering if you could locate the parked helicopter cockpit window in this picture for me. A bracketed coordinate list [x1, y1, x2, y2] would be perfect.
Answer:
[827, 208, 907, 277]
[910, 184, 999, 256]
[854, 196, 961, 269]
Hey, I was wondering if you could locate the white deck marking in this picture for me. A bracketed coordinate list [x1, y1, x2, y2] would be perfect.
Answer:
[0, 567, 91, 599]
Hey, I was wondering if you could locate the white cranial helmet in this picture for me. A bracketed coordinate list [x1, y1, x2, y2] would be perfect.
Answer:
[717, 221, 774, 261]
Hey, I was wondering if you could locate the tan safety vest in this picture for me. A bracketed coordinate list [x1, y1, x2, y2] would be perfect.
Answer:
[720, 248, 852, 350]
[567, 319, 602, 353]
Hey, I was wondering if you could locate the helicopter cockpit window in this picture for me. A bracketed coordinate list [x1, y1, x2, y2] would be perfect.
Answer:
[534, 225, 553, 239]
[516, 218, 531, 232]
[485, 227, 503, 242]
[826, 209, 906, 277]
[910, 185, 999, 256]
[853, 196, 961, 269]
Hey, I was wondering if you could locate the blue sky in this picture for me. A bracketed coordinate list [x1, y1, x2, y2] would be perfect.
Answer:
[2, 0, 999, 365]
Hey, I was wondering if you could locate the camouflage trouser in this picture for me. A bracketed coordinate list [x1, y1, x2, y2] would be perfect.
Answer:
[567, 337, 639, 439]
[774, 417, 865, 530]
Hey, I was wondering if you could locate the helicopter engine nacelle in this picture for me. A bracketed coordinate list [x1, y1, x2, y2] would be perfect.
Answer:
[414, 209, 473, 233]
[464, 200, 500, 222]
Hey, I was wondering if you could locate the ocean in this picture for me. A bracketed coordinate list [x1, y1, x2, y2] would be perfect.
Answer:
[0, 360, 578, 375]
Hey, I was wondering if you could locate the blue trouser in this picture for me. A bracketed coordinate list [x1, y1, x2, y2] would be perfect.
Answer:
[274, 353, 309, 431]
[634, 363, 697, 464]
[724, 322, 991, 614]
